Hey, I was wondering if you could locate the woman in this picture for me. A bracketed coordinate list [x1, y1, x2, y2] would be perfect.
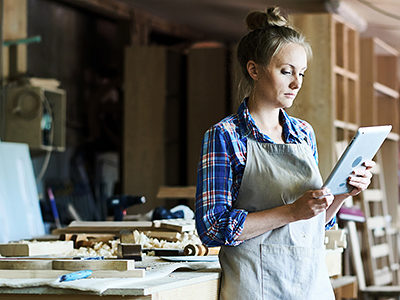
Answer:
[195, 7, 374, 300]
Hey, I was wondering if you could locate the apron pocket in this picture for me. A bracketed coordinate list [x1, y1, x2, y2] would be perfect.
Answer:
[261, 244, 320, 300]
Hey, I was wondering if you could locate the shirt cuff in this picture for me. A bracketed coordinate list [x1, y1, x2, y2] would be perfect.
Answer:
[325, 215, 336, 230]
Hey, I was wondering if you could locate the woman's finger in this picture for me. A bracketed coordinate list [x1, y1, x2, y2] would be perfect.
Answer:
[352, 168, 373, 178]
[363, 160, 376, 169]
[349, 176, 370, 184]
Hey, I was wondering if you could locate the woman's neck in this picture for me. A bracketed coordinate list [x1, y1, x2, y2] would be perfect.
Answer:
[247, 95, 284, 143]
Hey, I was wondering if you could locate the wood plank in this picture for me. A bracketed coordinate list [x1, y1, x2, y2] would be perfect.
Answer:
[117, 244, 142, 260]
[347, 221, 367, 290]
[61, 233, 116, 241]
[381, 140, 400, 227]
[187, 47, 227, 185]
[3, 0, 27, 78]
[371, 243, 390, 259]
[333, 65, 358, 80]
[68, 221, 153, 228]
[374, 37, 399, 56]
[367, 216, 386, 230]
[53, 221, 153, 234]
[0, 269, 145, 279]
[123, 46, 167, 214]
[57, 0, 203, 41]
[52, 259, 135, 271]
[376, 55, 398, 90]
[370, 163, 381, 174]
[143, 231, 181, 242]
[157, 186, 196, 199]
[331, 276, 358, 298]
[0, 259, 52, 270]
[373, 82, 399, 98]
[159, 219, 195, 232]
[151, 277, 219, 300]
[373, 268, 393, 286]
[325, 248, 343, 277]
[56, 0, 130, 19]
[360, 38, 377, 126]
[363, 189, 383, 202]
[0, 241, 73, 257]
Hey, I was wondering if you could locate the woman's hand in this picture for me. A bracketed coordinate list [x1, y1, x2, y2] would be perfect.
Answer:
[346, 160, 375, 196]
[291, 188, 334, 221]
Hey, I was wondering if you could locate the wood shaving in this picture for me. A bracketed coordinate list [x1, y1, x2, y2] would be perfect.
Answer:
[68, 239, 120, 258]
[132, 230, 201, 249]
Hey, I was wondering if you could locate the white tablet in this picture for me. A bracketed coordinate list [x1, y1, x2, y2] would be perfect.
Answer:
[323, 125, 392, 195]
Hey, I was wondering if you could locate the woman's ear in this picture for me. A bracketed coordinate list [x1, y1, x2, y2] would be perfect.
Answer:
[246, 60, 259, 80]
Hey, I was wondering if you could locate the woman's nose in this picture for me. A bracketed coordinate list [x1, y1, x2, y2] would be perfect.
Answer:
[290, 76, 301, 90]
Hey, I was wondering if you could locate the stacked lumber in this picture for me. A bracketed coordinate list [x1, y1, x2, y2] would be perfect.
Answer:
[0, 258, 144, 279]
[0, 240, 145, 279]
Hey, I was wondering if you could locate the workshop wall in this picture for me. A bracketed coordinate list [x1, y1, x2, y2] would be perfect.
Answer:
[27, 0, 127, 222]
[24, 0, 233, 221]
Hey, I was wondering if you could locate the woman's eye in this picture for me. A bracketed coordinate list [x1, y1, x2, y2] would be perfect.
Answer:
[281, 70, 291, 75]
[299, 73, 305, 78]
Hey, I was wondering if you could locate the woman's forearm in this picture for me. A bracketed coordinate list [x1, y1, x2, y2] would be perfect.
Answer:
[238, 205, 297, 241]
[325, 194, 349, 223]
[239, 189, 333, 241]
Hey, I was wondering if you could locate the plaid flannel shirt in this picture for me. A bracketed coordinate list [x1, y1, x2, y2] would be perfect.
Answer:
[195, 99, 336, 246]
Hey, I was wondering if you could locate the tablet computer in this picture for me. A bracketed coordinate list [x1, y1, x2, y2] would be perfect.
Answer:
[323, 125, 392, 195]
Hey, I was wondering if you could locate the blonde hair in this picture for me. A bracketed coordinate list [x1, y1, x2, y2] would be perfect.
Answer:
[237, 7, 312, 98]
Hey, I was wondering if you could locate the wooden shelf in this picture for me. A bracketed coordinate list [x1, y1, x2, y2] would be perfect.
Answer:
[334, 120, 358, 131]
[334, 66, 358, 81]
[387, 132, 400, 142]
[360, 37, 400, 228]
[373, 82, 399, 99]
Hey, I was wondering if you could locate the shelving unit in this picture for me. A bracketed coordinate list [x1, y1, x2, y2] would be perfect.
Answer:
[289, 13, 400, 286]
[359, 37, 400, 226]
[288, 13, 360, 179]
[289, 14, 399, 224]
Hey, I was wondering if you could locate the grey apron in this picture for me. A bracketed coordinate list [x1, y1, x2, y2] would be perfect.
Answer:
[219, 138, 334, 300]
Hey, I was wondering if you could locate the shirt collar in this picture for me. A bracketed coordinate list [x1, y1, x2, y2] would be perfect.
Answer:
[237, 98, 302, 143]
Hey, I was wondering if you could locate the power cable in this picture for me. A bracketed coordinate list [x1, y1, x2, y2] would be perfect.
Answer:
[36, 94, 54, 182]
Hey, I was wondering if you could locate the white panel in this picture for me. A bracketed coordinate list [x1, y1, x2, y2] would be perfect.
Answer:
[0, 142, 45, 243]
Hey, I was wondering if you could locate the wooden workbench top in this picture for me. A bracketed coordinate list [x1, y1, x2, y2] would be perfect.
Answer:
[0, 257, 221, 300]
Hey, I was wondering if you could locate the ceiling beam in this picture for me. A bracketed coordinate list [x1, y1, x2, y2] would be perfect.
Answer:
[53, 0, 204, 42]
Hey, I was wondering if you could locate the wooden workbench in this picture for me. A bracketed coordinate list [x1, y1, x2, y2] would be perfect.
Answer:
[0, 270, 220, 299]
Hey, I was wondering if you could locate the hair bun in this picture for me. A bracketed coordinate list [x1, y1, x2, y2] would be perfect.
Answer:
[246, 7, 289, 30]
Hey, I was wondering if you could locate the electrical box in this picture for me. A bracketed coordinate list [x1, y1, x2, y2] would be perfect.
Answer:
[3, 84, 66, 151]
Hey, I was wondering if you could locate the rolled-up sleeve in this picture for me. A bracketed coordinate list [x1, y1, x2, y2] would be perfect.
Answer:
[195, 126, 248, 247]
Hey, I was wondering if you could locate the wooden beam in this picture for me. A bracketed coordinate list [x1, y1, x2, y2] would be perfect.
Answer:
[55, 0, 131, 19]
[55, 0, 203, 42]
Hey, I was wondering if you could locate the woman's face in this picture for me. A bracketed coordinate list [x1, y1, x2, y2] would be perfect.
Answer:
[252, 42, 308, 108]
